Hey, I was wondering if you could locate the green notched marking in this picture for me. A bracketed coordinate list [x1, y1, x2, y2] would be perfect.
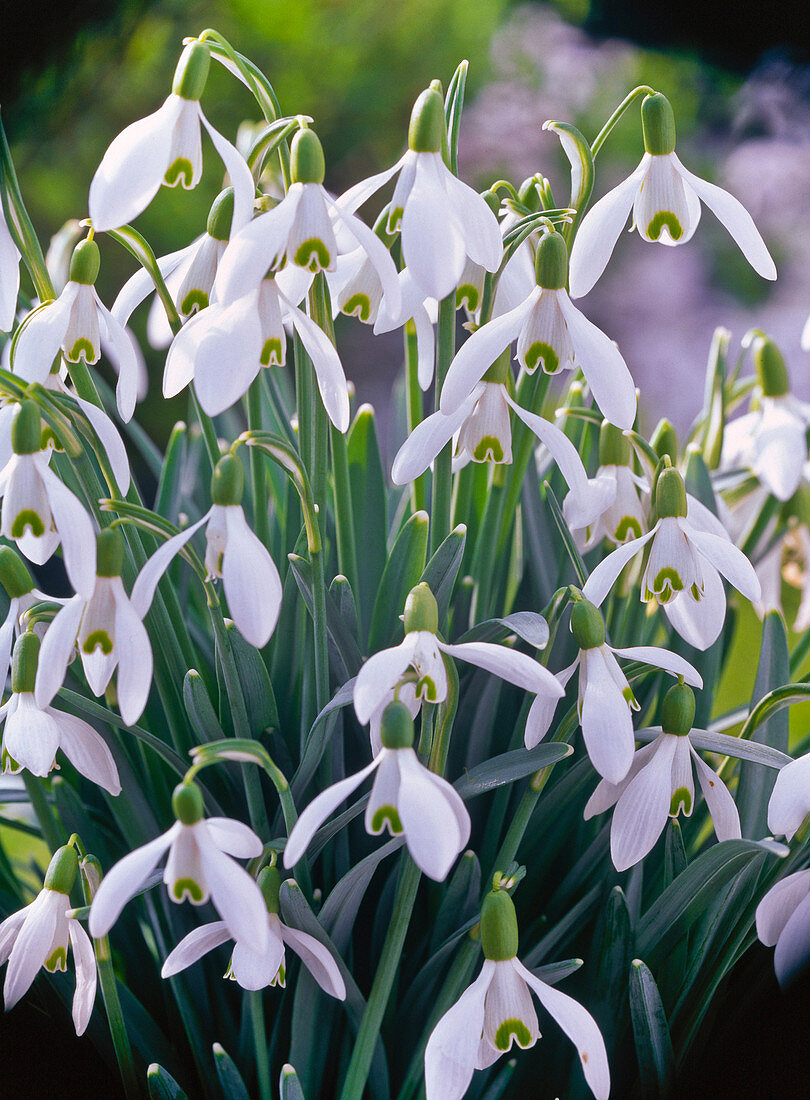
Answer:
[293, 238, 330, 272]
[615, 516, 642, 542]
[653, 567, 683, 601]
[523, 341, 559, 374]
[171, 878, 204, 903]
[494, 1019, 533, 1051]
[670, 786, 692, 816]
[416, 675, 438, 701]
[261, 339, 284, 366]
[647, 211, 682, 241]
[45, 946, 68, 973]
[164, 158, 194, 188]
[370, 805, 403, 834]
[67, 338, 96, 363]
[343, 293, 372, 321]
[11, 511, 45, 539]
[180, 288, 209, 316]
[83, 630, 113, 655]
[456, 285, 479, 312]
[472, 436, 504, 462]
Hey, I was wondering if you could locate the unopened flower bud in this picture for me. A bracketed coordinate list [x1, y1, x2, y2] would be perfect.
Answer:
[172, 781, 204, 825]
[752, 334, 789, 398]
[44, 844, 79, 895]
[96, 527, 124, 578]
[403, 582, 439, 634]
[655, 467, 687, 518]
[0, 547, 35, 598]
[290, 128, 326, 185]
[69, 239, 100, 286]
[206, 188, 235, 242]
[598, 421, 631, 467]
[172, 41, 211, 101]
[380, 701, 415, 750]
[641, 93, 676, 156]
[211, 454, 245, 506]
[650, 418, 678, 463]
[480, 882, 519, 961]
[257, 865, 281, 913]
[534, 229, 568, 290]
[660, 681, 695, 737]
[11, 400, 43, 456]
[570, 597, 606, 650]
[408, 89, 445, 154]
[11, 631, 40, 694]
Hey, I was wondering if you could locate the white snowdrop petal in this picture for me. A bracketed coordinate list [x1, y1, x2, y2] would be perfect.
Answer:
[768, 753, 810, 841]
[580, 649, 636, 785]
[74, 394, 131, 495]
[4, 694, 60, 776]
[439, 640, 563, 698]
[610, 645, 703, 689]
[682, 521, 761, 601]
[200, 842, 268, 955]
[69, 920, 97, 1035]
[402, 153, 466, 301]
[160, 920, 231, 977]
[221, 508, 282, 647]
[280, 923, 346, 999]
[50, 708, 121, 795]
[391, 392, 479, 485]
[0, 212, 21, 332]
[130, 514, 209, 620]
[396, 751, 464, 880]
[424, 962, 493, 1100]
[89, 827, 176, 938]
[663, 568, 726, 651]
[353, 636, 419, 724]
[441, 169, 503, 271]
[199, 111, 256, 234]
[214, 190, 304, 303]
[756, 871, 810, 947]
[39, 464, 97, 597]
[4, 891, 62, 1010]
[584, 737, 662, 819]
[13, 290, 76, 384]
[283, 758, 380, 867]
[95, 297, 142, 422]
[35, 595, 85, 709]
[204, 817, 263, 859]
[581, 529, 656, 607]
[112, 586, 153, 727]
[287, 301, 350, 432]
[690, 745, 741, 841]
[774, 889, 810, 987]
[231, 930, 285, 990]
[610, 736, 678, 870]
[524, 660, 577, 748]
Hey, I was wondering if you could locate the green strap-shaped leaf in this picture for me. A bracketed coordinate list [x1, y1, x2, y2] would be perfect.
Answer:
[183, 670, 226, 743]
[147, 1064, 188, 1100]
[212, 1044, 250, 1100]
[589, 885, 633, 1052]
[154, 422, 188, 521]
[430, 849, 481, 953]
[629, 959, 676, 1099]
[419, 523, 466, 625]
[288, 555, 363, 680]
[368, 510, 429, 652]
[279, 1064, 307, 1100]
[457, 610, 549, 649]
[347, 406, 387, 643]
[454, 742, 572, 798]
[226, 621, 280, 735]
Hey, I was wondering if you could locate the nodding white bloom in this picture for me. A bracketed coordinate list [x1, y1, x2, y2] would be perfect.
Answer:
[0, 846, 96, 1035]
[353, 582, 563, 727]
[767, 750, 810, 843]
[524, 596, 702, 783]
[1, 633, 120, 794]
[456, 204, 536, 323]
[112, 187, 237, 350]
[338, 87, 502, 301]
[439, 228, 636, 430]
[130, 456, 282, 649]
[585, 683, 740, 870]
[89, 42, 255, 234]
[583, 467, 761, 651]
[0, 206, 21, 332]
[569, 92, 776, 298]
[425, 883, 609, 1100]
[0, 401, 97, 598]
[569, 421, 648, 550]
[162, 866, 346, 998]
[368, 681, 420, 758]
[721, 335, 808, 503]
[214, 127, 401, 320]
[757, 869, 810, 987]
[12, 239, 142, 421]
[89, 782, 268, 953]
[163, 268, 350, 430]
[0, 546, 65, 688]
[284, 701, 471, 881]
[35, 529, 153, 727]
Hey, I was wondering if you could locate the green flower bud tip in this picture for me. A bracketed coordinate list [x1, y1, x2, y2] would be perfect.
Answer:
[641, 93, 676, 156]
[44, 845, 79, 895]
[655, 467, 687, 518]
[752, 335, 789, 398]
[69, 238, 100, 286]
[480, 885, 519, 961]
[660, 681, 695, 736]
[172, 41, 211, 101]
[0, 546, 34, 598]
[211, 454, 245, 505]
[11, 400, 43, 456]
[11, 631, 40, 695]
[96, 527, 124, 577]
[408, 89, 445, 154]
[403, 582, 439, 634]
[650, 418, 678, 463]
[206, 188, 235, 242]
[258, 865, 281, 913]
[598, 421, 631, 467]
[380, 701, 415, 750]
[290, 128, 325, 185]
[570, 598, 606, 650]
[172, 781, 204, 825]
[534, 229, 568, 290]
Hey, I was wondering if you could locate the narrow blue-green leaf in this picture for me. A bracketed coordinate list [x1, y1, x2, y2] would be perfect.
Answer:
[523, 886, 602, 967]
[430, 850, 481, 953]
[531, 957, 583, 985]
[629, 959, 676, 1098]
[737, 611, 790, 838]
[664, 819, 687, 886]
[292, 680, 354, 796]
[635, 726, 790, 769]
[683, 445, 718, 514]
[154, 421, 188, 520]
[147, 1064, 188, 1100]
[183, 670, 226, 742]
[213, 1043, 250, 1100]
[419, 523, 466, 624]
[368, 510, 429, 652]
[544, 482, 588, 585]
[591, 885, 632, 1041]
[458, 611, 549, 649]
[347, 406, 387, 643]
[320, 839, 402, 954]
[226, 622, 280, 734]
[330, 575, 359, 643]
[454, 743, 573, 799]
[279, 1064, 307, 1100]
[288, 554, 363, 680]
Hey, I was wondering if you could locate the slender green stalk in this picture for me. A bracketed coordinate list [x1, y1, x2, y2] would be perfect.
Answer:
[339, 855, 422, 1100]
[590, 84, 656, 158]
[192, 391, 221, 471]
[94, 929, 141, 1100]
[405, 320, 427, 514]
[246, 379, 270, 548]
[0, 111, 55, 302]
[430, 295, 457, 555]
[22, 775, 62, 852]
[250, 991, 271, 1100]
[330, 421, 361, 629]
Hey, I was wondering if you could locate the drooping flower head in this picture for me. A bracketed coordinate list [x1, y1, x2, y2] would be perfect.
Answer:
[568, 420, 648, 551]
[0, 545, 62, 689]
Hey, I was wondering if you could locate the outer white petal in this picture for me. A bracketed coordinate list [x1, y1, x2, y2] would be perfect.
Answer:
[556, 292, 637, 429]
[609, 645, 702, 689]
[287, 299, 350, 432]
[524, 659, 578, 748]
[513, 958, 610, 1100]
[4, 694, 60, 776]
[89, 96, 181, 231]
[396, 750, 465, 880]
[353, 635, 419, 724]
[214, 190, 303, 303]
[439, 640, 563, 699]
[441, 169, 503, 271]
[69, 920, 97, 1035]
[49, 708, 121, 794]
[681, 520, 761, 601]
[198, 842, 268, 954]
[95, 297, 141, 422]
[130, 513, 209, 619]
[584, 736, 662, 819]
[74, 394, 131, 495]
[282, 758, 380, 867]
[0, 906, 29, 965]
[756, 870, 810, 946]
[610, 736, 678, 870]
[580, 648, 636, 784]
[685, 493, 730, 539]
[425, 962, 494, 1100]
[192, 295, 263, 415]
[330, 201, 402, 319]
[231, 926, 285, 990]
[13, 290, 77, 383]
[279, 923, 346, 999]
[38, 465, 97, 597]
[568, 155, 650, 298]
[162, 305, 221, 398]
[199, 111, 256, 233]
[402, 153, 467, 300]
[391, 389, 480, 485]
[440, 294, 537, 414]
[690, 745, 740, 841]
[160, 920, 231, 978]
[663, 571, 726, 651]
[768, 753, 810, 841]
[204, 817, 263, 859]
[337, 157, 405, 215]
[111, 244, 195, 327]
[4, 891, 61, 1009]
[581, 528, 657, 607]
[774, 889, 810, 987]
[35, 595, 85, 708]
[670, 153, 776, 280]
[221, 508, 282, 647]
[112, 585, 153, 726]
[88, 826, 177, 938]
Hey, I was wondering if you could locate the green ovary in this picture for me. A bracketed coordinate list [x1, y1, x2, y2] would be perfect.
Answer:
[472, 436, 504, 462]
[66, 338, 96, 363]
[523, 342, 559, 374]
[293, 238, 330, 272]
[646, 211, 683, 241]
[670, 786, 692, 816]
[11, 511, 45, 539]
[171, 878, 204, 903]
[494, 1018, 533, 1051]
[342, 293, 371, 321]
[83, 630, 113, 655]
[261, 339, 284, 367]
[164, 158, 194, 188]
[615, 516, 642, 541]
[370, 805, 403, 834]
[653, 567, 683, 602]
[44, 946, 67, 973]
[180, 288, 209, 316]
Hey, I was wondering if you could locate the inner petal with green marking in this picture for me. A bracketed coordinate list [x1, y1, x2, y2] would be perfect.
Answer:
[164, 158, 194, 188]
[652, 566, 683, 603]
[523, 341, 559, 375]
[171, 877, 204, 903]
[261, 339, 284, 367]
[293, 238, 331, 272]
[66, 337, 97, 363]
[180, 288, 209, 316]
[494, 1018, 534, 1051]
[11, 510, 46, 539]
[415, 674, 438, 702]
[615, 516, 642, 542]
[342, 293, 372, 321]
[370, 805, 403, 834]
[670, 785, 692, 816]
[472, 436, 505, 463]
[647, 211, 683, 241]
[83, 630, 113, 655]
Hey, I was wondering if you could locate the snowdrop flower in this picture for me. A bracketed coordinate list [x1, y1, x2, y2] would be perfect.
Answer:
[1, 632, 120, 794]
[0, 845, 96, 1035]
[163, 865, 346, 999]
[88, 42, 255, 234]
[0, 401, 96, 597]
[368, 681, 420, 758]
[456, 203, 536, 323]
[425, 880, 609, 1100]
[0, 205, 21, 332]
[721, 335, 809, 503]
[585, 682, 740, 869]
[35, 529, 153, 727]
[569, 92, 776, 298]
[757, 869, 810, 987]
[583, 466, 761, 650]
[89, 781, 268, 953]
[569, 421, 648, 550]
[767, 750, 810, 843]
[0, 546, 63, 688]
[525, 595, 701, 783]
[284, 702, 470, 881]
[338, 87, 502, 301]
[753, 523, 810, 632]
[353, 582, 563, 726]
[130, 455, 282, 649]
[214, 126, 400, 319]
[439, 228, 637, 429]
[12, 239, 141, 421]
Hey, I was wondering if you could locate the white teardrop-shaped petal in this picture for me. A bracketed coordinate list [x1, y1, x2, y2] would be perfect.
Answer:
[279, 922, 346, 999]
[353, 635, 419, 724]
[283, 758, 380, 868]
[49, 707, 121, 794]
[610, 735, 678, 870]
[756, 870, 810, 946]
[69, 919, 97, 1035]
[88, 825, 177, 938]
[161, 920, 231, 977]
[768, 753, 810, 841]
[425, 962, 494, 1100]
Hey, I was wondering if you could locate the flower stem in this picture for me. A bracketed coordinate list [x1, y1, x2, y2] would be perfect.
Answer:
[250, 990, 271, 1100]
[246, 379, 270, 548]
[590, 85, 656, 159]
[405, 320, 427, 515]
[22, 775, 61, 852]
[430, 295, 456, 555]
